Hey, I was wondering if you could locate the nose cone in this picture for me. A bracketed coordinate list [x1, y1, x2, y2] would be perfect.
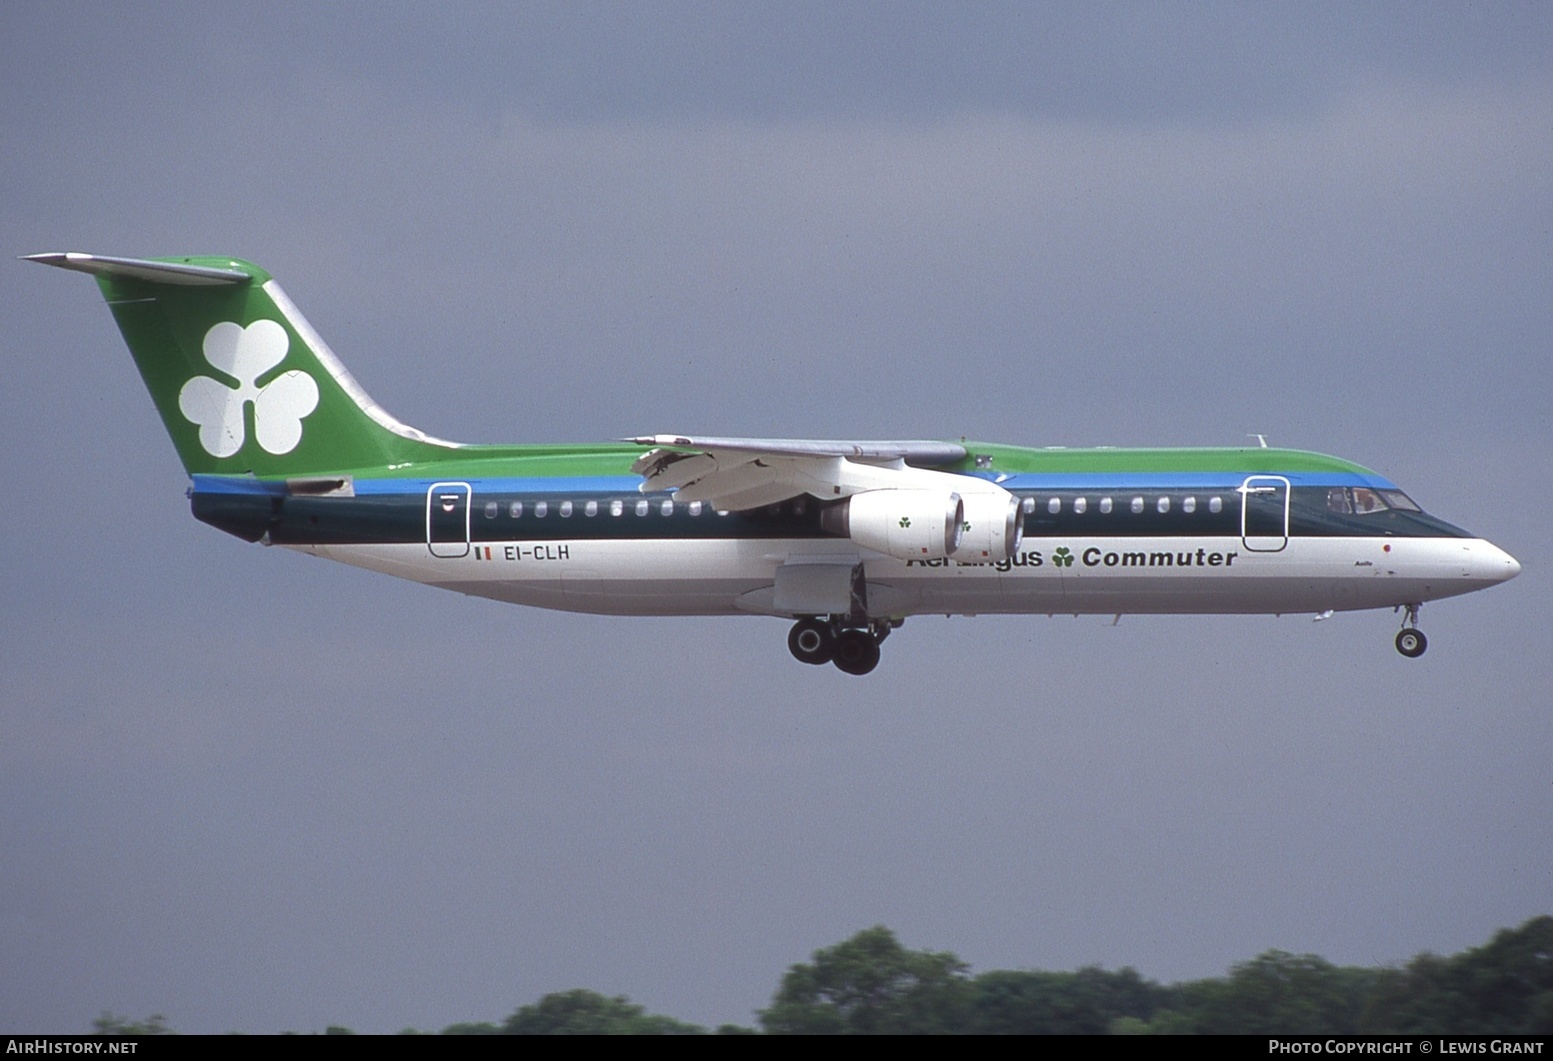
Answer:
[1473, 541, 1521, 584]
[1501, 550, 1522, 581]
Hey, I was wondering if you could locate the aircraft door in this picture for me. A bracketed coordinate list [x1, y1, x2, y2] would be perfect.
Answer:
[427, 482, 472, 558]
[1240, 475, 1289, 552]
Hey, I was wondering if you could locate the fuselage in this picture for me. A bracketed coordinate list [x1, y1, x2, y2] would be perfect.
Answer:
[188, 443, 1519, 620]
[29, 251, 1519, 673]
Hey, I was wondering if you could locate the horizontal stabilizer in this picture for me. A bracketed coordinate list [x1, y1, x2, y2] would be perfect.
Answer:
[24, 253, 253, 286]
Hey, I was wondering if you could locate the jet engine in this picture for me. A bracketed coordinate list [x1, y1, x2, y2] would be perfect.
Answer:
[952, 490, 1025, 562]
[820, 489, 964, 560]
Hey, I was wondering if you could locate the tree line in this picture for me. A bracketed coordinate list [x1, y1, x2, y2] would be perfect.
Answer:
[93, 915, 1553, 1034]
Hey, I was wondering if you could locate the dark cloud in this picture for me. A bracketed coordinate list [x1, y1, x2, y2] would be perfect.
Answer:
[6, 2, 1551, 129]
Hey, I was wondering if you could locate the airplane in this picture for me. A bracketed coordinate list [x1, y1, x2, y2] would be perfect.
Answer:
[28, 252, 1521, 675]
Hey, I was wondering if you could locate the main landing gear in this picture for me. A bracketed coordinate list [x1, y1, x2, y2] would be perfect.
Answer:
[1394, 603, 1428, 658]
[787, 617, 900, 676]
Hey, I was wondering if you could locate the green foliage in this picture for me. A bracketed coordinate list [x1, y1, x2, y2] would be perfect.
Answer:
[90, 1013, 173, 1035]
[760, 925, 972, 1034]
[968, 966, 1165, 1034]
[1127, 1007, 1197, 1035]
[440, 1021, 502, 1034]
[502, 989, 705, 1035]
[1166, 950, 1376, 1034]
[88, 915, 1553, 1036]
[1360, 916, 1553, 1034]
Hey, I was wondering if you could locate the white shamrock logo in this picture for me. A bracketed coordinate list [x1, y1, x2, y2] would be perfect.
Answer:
[178, 320, 319, 457]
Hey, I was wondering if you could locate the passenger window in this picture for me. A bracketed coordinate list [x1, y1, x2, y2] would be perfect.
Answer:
[689, 501, 703, 516]
[635, 500, 649, 517]
[484, 501, 498, 519]
[660, 500, 674, 516]
[1157, 496, 1169, 514]
[584, 500, 598, 517]
[610, 499, 623, 517]
[1183, 496, 1196, 514]
[1047, 497, 1061, 514]
[1073, 497, 1087, 514]
[534, 501, 548, 518]
[1100, 497, 1113, 514]
[1130, 497, 1144, 514]
[1209, 496, 1222, 513]
[509, 501, 523, 518]
[560, 501, 573, 517]
[1022, 497, 1035, 515]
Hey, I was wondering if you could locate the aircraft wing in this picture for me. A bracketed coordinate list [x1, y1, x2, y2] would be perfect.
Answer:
[626, 435, 970, 510]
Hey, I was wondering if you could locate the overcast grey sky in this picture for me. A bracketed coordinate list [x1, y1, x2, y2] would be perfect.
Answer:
[3, 1, 1549, 1034]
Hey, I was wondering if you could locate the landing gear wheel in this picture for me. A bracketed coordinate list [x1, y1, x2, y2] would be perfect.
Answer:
[1395, 628, 1428, 658]
[788, 618, 834, 665]
[831, 629, 881, 676]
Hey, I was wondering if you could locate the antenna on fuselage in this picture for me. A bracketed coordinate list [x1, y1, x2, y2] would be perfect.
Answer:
[1248, 434, 1269, 448]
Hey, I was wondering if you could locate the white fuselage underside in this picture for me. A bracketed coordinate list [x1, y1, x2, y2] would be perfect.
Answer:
[295, 535, 1518, 618]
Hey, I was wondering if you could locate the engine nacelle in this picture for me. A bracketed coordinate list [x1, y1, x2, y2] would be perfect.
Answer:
[952, 490, 1025, 562]
[820, 489, 964, 560]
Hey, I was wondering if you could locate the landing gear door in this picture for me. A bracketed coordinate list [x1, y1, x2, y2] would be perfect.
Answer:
[1240, 475, 1289, 553]
[427, 482, 472, 558]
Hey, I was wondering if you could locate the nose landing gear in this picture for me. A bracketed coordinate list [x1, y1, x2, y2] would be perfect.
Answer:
[786, 617, 898, 675]
[1395, 603, 1427, 658]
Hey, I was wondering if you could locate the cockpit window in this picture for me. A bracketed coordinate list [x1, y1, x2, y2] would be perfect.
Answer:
[1290, 485, 1468, 538]
[1352, 488, 1388, 515]
[1347, 488, 1420, 514]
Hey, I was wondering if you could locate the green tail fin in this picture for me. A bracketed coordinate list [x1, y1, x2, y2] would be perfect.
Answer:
[27, 253, 460, 476]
